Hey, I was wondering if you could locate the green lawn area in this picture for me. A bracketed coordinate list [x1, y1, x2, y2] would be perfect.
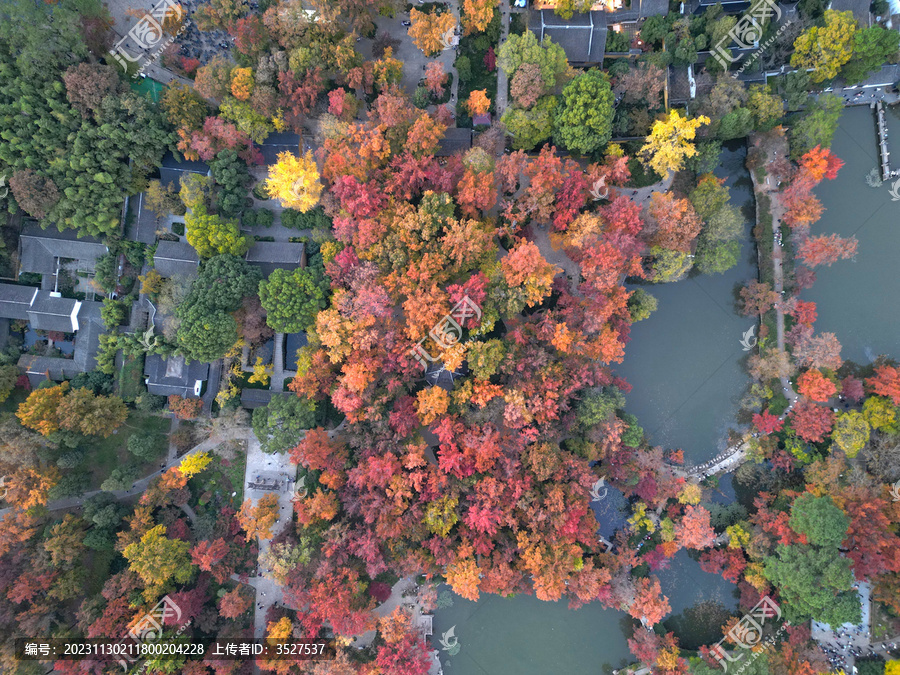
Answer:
[236, 371, 270, 390]
[117, 354, 147, 402]
[86, 412, 170, 489]
[198, 449, 248, 509]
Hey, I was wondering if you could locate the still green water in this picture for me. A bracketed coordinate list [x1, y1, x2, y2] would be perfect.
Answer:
[615, 143, 758, 466]
[804, 105, 900, 365]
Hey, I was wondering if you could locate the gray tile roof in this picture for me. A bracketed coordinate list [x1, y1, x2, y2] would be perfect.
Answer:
[154, 240, 200, 278]
[73, 301, 104, 372]
[144, 353, 209, 397]
[846, 64, 900, 88]
[18, 354, 84, 382]
[129, 192, 162, 245]
[828, 0, 870, 24]
[601, 0, 668, 21]
[245, 241, 306, 277]
[12, 297, 106, 380]
[530, 10, 608, 65]
[159, 151, 210, 188]
[258, 132, 303, 166]
[19, 222, 107, 275]
[0, 284, 38, 321]
[27, 294, 80, 333]
[285, 332, 308, 371]
[240, 388, 293, 409]
[437, 128, 473, 157]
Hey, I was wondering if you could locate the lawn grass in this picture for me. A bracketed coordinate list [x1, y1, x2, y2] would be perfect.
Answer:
[86, 412, 170, 489]
[117, 354, 147, 402]
[200, 449, 248, 509]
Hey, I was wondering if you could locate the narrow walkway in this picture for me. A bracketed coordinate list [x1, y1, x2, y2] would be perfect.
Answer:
[0, 430, 251, 517]
[243, 420, 345, 640]
[495, 0, 511, 119]
[749, 132, 798, 409]
[269, 332, 287, 392]
[166, 416, 180, 462]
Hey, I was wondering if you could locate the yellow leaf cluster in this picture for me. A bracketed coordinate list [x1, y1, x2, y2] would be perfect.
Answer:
[179, 451, 212, 479]
[264, 150, 322, 213]
[409, 9, 457, 56]
[416, 387, 450, 425]
[639, 110, 710, 178]
[249, 356, 272, 386]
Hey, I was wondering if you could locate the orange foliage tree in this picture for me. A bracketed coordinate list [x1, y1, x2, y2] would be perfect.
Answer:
[408, 9, 457, 56]
[797, 369, 837, 402]
[462, 0, 494, 34]
[238, 493, 280, 540]
[465, 89, 490, 117]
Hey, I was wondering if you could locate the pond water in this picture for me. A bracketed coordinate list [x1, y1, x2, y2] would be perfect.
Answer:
[803, 105, 900, 365]
[431, 591, 635, 675]
[430, 145, 759, 674]
[614, 143, 758, 467]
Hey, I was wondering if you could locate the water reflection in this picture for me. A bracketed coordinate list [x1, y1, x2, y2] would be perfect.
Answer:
[805, 106, 900, 364]
[615, 142, 757, 465]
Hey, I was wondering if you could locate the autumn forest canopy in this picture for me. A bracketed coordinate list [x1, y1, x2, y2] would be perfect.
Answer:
[0, 0, 899, 673]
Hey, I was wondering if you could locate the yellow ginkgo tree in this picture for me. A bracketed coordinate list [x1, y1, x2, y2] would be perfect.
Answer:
[249, 356, 272, 386]
[179, 451, 212, 479]
[264, 150, 323, 213]
[639, 110, 710, 178]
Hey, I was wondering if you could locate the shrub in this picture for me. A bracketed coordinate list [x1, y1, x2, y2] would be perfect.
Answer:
[168, 394, 203, 420]
[171, 426, 197, 453]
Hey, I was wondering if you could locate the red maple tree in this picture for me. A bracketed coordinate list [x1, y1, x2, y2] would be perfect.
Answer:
[789, 401, 835, 442]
